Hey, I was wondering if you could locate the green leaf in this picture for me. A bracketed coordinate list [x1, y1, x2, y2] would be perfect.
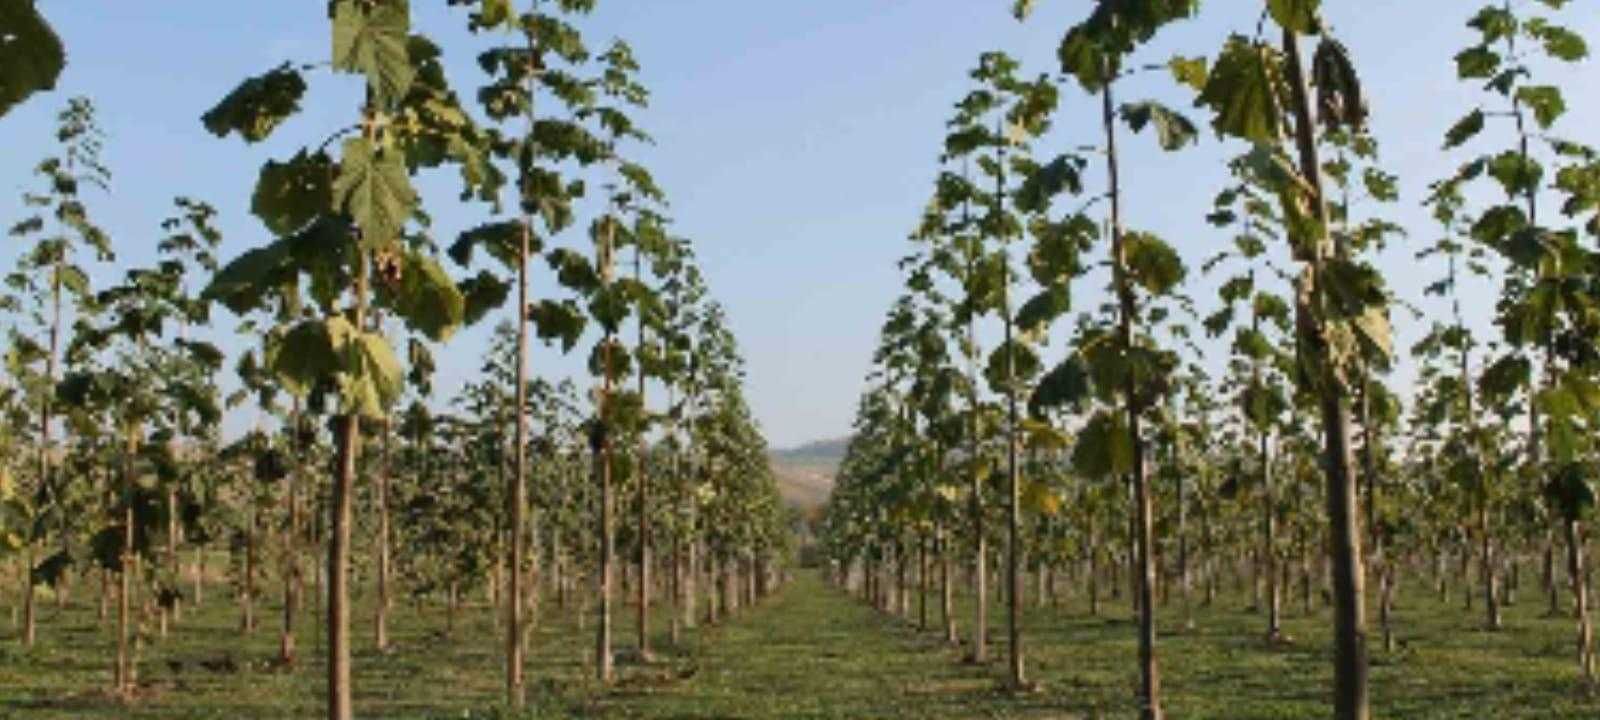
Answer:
[469, 0, 515, 31]
[1268, 0, 1320, 34]
[379, 249, 464, 343]
[1169, 56, 1208, 92]
[1197, 36, 1282, 144]
[1487, 151, 1544, 198]
[449, 220, 532, 270]
[268, 319, 342, 397]
[341, 330, 403, 419]
[1454, 46, 1500, 80]
[1015, 154, 1085, 213]
[1352, 305, 1393, 362]
[1029, 355, 1090, 417]
[1312, 39, 1365, 131]
[1443, 110, 1485, 149]
[1528, 20, 1588, 62]
[529, 299, 587, 352]
[1515, 85, 1566, 129]
[1123, 232, 1186, 295]
[1120, 101, 1198, 151]
[0, 0, 65, 119]
[252, 150, 332, 235]
[333, 136, 417, 247]
[458, 270, 510, 326]
[332, 0, 414, 107]
[203, 238, 297, 314]
[201, 64, 306, 143]
[1016, 286, 1072, 334]
[985, 338, 1041, 393]
[1072, 410, 1133, 479]
[1547, 463, 1595, 521]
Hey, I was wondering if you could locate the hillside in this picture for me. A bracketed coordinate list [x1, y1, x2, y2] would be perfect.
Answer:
[768, 437, 847, 511]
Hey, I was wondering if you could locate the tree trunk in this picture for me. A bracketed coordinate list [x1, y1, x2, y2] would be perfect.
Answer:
[1103, 78, 1159, 720]
[1566, 519, 1595, 685]
[326, 253, 368, 720]
[242, 512, 257, 634]
[375, 423, 392, 652]
[117, 427, 135, 696]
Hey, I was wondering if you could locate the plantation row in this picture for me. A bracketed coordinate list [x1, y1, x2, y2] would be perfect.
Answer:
[819, 1, 1600, 719]
[2, 2, 791, 719]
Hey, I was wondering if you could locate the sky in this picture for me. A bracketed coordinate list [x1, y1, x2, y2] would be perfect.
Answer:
[2, 1, 1598, 449]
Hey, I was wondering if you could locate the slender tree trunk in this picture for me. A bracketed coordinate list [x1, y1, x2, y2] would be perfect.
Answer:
[919, 535, 930, 631]
[326, 254, 369, 720]
[194, 546, 204, 607]
[243, 511, 257, 634]
[167, 488, 180, 625]
[1102, 78, 1159, 720]
[635, 246, 652, 661]
[1566, 519, 1595, 684]
[281, 430, 300, 666]
[375, 422, 392, 651]
[117, 426, 136, 696]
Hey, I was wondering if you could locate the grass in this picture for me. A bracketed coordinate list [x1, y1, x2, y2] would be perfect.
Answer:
[1, 567, 1597, 718]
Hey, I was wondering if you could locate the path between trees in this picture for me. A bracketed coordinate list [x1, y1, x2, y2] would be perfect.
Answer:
[573, 572, 1075, 719]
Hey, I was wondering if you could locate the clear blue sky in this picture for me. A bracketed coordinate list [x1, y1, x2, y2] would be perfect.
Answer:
[2, 2, 1596, 448]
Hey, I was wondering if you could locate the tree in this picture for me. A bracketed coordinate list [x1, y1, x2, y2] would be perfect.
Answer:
[1191, 3, 1392, 715]
[450, 0, 602, 702]
[201, 2, 496, 715]
[1437, 0, 1597, 683]
[3, 96, 113, 649]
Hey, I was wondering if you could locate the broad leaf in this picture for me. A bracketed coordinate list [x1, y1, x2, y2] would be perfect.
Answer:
[331, 0, 414, 107]
[201, 64, 306, 143]
[252, 150, 331, 235]
[0, 0, 65, 118]
[1120, 101, 1197, 151]
[333, 136, 417, 247]
[1197, 36, 1282, 144]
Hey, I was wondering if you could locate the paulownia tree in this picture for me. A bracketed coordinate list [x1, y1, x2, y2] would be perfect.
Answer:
[201, 2, 498, 715]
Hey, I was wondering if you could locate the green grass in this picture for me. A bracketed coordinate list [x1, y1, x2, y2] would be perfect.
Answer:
[1, 569, 1597, 718]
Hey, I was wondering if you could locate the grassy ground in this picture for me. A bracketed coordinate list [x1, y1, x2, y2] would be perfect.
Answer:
[2, 568, 1598, 718]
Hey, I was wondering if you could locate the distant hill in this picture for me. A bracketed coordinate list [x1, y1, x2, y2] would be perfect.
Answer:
[768, 437, 848, 512]
[771, 437, 849, 464]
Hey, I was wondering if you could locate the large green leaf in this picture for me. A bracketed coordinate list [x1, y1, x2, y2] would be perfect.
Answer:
[252, 150, 331, 235]
[203, 238, 297, 314]
[1015, 154, 1085, 213]
[1197, 36, 1282, 144]
[1312, 39, 1365, 131]
[529, 299, 587, 352]
[268, 318, 342, 397]
[1120, 101, 1197, 151]
[341, 330, 403, 419]
[458, 270, 510, 326]
[1268, 0, 1319, 34]
[201, 64, 306, 143]
[1515, 85, 1567, 129]
[1072, 410, 1133, 479]
[333, 136, 417, 247]
[449, 220, 531, 269]
[331, 0, 414, 107]
[379, 249, 464, 342]
[0, 1, 65, 119]
[1123, 232, 1186, 295]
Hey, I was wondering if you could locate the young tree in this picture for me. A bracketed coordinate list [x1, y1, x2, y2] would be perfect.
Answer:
[202, 2, 496, 714]
[3, 96, 113, 649]
[1192, 3, 1392, 715]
